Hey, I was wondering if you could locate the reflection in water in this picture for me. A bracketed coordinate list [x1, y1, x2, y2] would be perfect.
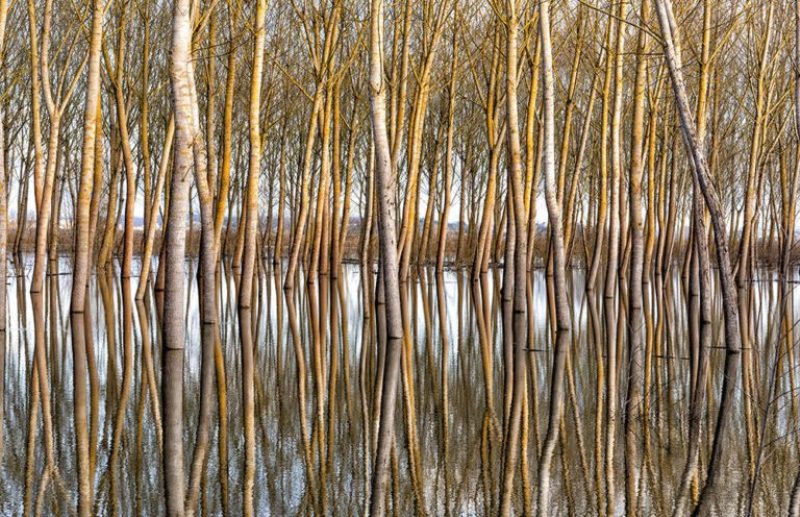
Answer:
[1, 255, 800, 515]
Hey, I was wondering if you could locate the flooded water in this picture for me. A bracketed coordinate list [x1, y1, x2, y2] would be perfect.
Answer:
[1, 255, 798, 515]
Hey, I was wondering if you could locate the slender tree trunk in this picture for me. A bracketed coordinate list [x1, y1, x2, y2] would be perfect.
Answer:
[437, 28, 457, 273]
[789, 1, 800, 511]
[136, 118, 174, 300]
[604, 4, 627, 512]
[213, 2, 239, 264]
[237, 2, 266, 516]
[624, 2, 650, 514]
[26, 0, 44, 213]
[0, 0, 6, 329]
[499, 2, 529, 514]
[587, 14, 614, 291]
[69, 1, 104, 515]
[737, 3, 773, 288]
[274, 136, 287, 265]
[284, 91, 323, 289]
[536, 2, 573, 514]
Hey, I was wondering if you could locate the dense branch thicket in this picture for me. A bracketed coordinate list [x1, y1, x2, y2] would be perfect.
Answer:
[5, 0, 797, 274]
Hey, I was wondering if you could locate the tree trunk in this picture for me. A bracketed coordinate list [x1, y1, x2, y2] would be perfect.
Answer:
[536, 1, 574, 514]
[624, 2, 650, 514]
[368, 1, 406, 513]
[162, 0, 196, 513]
[237, 2, 266, 516]
[437, 29, 457, 273]
[69, 1, 104, 515]
[499, 1, 529, 514]
[654, 2, 743, 515]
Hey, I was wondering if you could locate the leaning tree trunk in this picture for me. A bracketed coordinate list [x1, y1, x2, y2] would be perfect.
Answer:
[136, 117, 174, 300]
[654, 2, 742, 515]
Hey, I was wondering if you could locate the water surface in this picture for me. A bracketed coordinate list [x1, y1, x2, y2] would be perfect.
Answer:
[1, 255, 798, 515]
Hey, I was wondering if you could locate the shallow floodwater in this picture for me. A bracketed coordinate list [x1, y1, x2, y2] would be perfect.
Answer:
[1, 254, 799, 515]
